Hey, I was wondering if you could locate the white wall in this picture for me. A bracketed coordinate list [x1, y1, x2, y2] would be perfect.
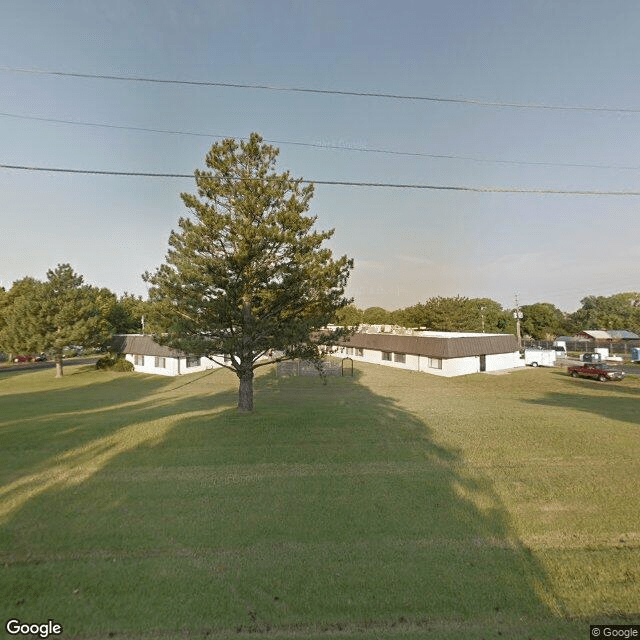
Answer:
[125, 354, 223, 377]
[336, 347, 523, 377]
[486, 352, 525, 372]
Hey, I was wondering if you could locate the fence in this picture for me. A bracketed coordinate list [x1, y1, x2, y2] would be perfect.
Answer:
[276, 359, 344, 377]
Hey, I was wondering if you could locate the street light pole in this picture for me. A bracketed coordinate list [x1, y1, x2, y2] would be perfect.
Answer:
[514, 294, 523, 349]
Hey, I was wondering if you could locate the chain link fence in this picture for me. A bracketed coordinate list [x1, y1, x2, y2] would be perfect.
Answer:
[276, 359, 344, 377]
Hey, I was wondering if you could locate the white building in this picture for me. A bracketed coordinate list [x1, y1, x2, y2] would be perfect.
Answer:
[337, 329, 523, 377]
[112, 334, 223, 377]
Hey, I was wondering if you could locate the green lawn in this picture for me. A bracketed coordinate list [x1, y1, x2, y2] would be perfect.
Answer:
[0, 363, 638, 639]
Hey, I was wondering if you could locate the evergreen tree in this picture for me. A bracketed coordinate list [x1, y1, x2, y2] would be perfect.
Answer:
[144, 134, 353, 412]
[0, 265, 110, 377]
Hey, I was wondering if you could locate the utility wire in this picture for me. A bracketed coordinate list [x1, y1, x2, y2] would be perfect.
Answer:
[1, 111, 640, 172]
[2, 66, 640, 114]
[2, 163, 640, 195]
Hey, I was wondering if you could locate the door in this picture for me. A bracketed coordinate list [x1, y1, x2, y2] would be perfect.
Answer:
[479, 355, 486, 372]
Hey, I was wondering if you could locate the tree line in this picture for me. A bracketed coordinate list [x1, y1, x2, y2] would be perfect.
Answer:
[3, 268, 637, 378]
[0, 265, 151, 377]
[335, 293, 640, 339]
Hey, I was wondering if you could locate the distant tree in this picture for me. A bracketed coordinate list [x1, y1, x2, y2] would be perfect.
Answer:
[568, 292, 640, 333]
[362, 306, 392, 325]
[520, 302, 567, 340]
[335, 304, 364, 327]
[468, 298, 514, 334]
[144, 133, 353, 412]
[389, 303, 425, 328]
[0, 277, 44, 362]
[108, 292, 146, 334]
[0, 265, 111, 377]
[420, 296, 476, 332]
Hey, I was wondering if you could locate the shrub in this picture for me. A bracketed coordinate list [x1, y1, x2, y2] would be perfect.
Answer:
[112, 357, 134, 372]
[96, 354, 134, 372]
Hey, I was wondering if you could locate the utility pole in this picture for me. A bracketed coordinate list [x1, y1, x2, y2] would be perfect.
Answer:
[514, 294, 523, 349]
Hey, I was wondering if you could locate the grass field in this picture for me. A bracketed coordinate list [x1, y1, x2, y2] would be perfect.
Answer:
[0, 362, 638, 639]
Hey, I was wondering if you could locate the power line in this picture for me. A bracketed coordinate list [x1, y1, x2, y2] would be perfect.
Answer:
[3, 163, 640, 195]
[3, 66, 640, 114]
[2, 111, 640, 172]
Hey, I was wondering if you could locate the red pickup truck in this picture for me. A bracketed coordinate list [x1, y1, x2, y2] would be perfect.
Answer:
[567, 363, 625, 382]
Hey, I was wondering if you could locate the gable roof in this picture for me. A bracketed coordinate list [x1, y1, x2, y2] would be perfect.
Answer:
[111, 334, 186, 358]
[607, 330, 639, 340]
[578, 330, 612, 340]
[340, 332, 518, 358]
[578, 329, 640, 340]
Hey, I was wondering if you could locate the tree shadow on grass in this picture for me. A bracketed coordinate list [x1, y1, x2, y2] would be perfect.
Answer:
[531, 371, 640, 426]
[0, 368, 242, 524]
[1, 366, 575, 637]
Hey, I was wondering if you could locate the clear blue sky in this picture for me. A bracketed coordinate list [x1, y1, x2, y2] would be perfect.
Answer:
[1, 0, 639, 312]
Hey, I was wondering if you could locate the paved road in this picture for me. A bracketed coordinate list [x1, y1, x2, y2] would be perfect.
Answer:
[0, 357, 99, 374]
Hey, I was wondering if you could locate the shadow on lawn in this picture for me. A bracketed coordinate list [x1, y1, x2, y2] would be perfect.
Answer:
[0, 369, 238, 524]
[530, 371, 640, 426]
[2, 366, 565, 634]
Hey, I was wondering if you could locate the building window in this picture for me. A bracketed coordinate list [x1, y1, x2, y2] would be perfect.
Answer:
[356, 348, 364, 357]
[154, 356, 166, 368]
[394, 353, 406, 363]
[134, 355, 144, 366]
[428, 357, 442, 369]
[346, 347, 354, 356]
[186, 356, 200, 368]
[382, 352, 392, 361]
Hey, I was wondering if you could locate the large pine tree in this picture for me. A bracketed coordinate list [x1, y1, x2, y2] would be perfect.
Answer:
[144, 134, 353, 411]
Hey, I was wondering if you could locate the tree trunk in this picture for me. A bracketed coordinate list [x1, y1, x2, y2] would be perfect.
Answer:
[55, 353, 64, 378]
[238, 369, 254, 412]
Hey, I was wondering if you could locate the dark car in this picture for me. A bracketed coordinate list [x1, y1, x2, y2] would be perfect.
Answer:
[13, 355, 32, 363]
[567, 363, 625, 382]
[33, 353, 47, 362]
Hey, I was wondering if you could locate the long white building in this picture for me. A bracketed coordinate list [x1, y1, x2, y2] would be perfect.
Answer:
[337, 329, 523, 377]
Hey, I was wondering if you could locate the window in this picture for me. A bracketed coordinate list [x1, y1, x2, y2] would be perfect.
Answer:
[394, 353, 406, 363]
[346, 347, 353, 356]
[134, 355, 144, 366]
[356, 348, 364, 357]
[224, 354, 232, 363]
[154, 356, 166, 368]
[428, 357, 442, 369]
[186, 356, 200, 368]
[382, 352, 392, 361]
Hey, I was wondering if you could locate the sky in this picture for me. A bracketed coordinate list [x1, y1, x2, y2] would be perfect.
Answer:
[1, 0, 639, 313]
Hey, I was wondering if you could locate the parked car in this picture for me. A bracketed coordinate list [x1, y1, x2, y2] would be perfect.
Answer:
[567, 363, 625, 382]
[580, 352, 603, 363]
[13, 355, 32, 363]
[33, 353, 47, 362]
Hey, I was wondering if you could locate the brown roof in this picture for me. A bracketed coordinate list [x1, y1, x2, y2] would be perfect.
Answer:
[339, 332, 518, 358]
[111, 334, 186, 358]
